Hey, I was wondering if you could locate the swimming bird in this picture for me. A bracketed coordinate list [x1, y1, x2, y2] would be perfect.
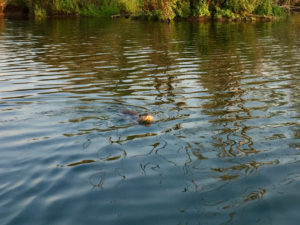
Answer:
[121, 109, 154, 125]
[137, 113, 154, 125]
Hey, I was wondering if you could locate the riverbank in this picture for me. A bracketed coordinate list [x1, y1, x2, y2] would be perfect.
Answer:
[0, 0, 298, 21]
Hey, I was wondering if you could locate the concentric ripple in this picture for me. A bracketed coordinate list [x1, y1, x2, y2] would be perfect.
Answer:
[0, 16, 300, 225]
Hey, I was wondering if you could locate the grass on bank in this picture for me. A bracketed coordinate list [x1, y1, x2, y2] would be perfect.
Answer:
[2, 0, 287, 20]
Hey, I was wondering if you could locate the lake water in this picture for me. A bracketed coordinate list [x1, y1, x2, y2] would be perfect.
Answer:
[0, 14, 299, 225]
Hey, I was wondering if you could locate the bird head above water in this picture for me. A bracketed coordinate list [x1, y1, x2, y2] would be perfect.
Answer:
[137, 113, 154, 125]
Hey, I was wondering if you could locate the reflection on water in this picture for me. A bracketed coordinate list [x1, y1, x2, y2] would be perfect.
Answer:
[0, 14, 300, 225]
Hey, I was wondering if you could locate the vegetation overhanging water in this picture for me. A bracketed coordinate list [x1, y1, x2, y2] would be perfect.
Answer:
[1, 0, 299, 20]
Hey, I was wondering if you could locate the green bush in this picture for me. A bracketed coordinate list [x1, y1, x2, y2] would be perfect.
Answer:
[174, 0, 190, 18]
[139, 0, 177, 20]
[272, 5, 285, 17]
[255, 0, 272, 15]
[52, 0, 79, 14]
[160, 0, 177, 20]
[193, 0, 210, 17]
[119, 0, 141, 14]
[215, 6, 238, 19]
[241, 0, 260, 14]
[2, 0, 286, 19]
[225, 0, 241, 13]
[80, 3, 102, 16]
[34, 3, 47, 17]
[98, 0, 120, 16]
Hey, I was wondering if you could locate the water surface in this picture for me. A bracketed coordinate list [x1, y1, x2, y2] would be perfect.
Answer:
[0, 14, 300, 225]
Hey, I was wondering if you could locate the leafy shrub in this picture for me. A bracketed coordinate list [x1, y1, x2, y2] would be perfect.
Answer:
[80, 3, 102, 16]
[272, 5, 285, 16]
[174, 0, 190, 18]
[193, 0, 210, 17]
[159, 0, 177, 20]
[34, 3, 46, 17]
[98, 0, 120, 16]
[240, 0, 260, 14]
[119, 0, 141, 14]
[52, 0, 79, 14]
[215, 6, 238, 19]
[255, 0, 272, 15]
[3, 0, 286, 19]
[225, 0, 241, 13]
[140, 0, 177, 20]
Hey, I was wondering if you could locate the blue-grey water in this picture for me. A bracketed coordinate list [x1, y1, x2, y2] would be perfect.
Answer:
[0, 14, 299, 225]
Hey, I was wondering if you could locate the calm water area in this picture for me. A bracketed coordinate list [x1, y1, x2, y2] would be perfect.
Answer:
[0, 13, 299, 225]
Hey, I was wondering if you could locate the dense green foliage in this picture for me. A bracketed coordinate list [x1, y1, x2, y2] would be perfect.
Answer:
[1, 0, 287, 20]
